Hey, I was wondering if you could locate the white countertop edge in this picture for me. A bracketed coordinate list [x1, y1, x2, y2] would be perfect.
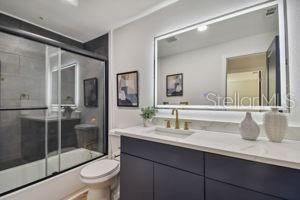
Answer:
[114, 129, 300, 170]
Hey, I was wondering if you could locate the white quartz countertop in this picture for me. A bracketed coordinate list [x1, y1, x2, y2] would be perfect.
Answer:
[113, 126, 300, 170]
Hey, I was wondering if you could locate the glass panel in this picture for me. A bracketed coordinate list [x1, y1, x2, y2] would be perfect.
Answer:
[0, 31, 47, 194]
[51, 63, 77, 106]
[0, 32, 46, 109]
[46, 46, 60, 175]
[0, 110, 47, 194]
[61, 64, 76, 105]
[0, 30, 106, 195]
[51, 70, 58, 105]
[60, 51, 105, 171]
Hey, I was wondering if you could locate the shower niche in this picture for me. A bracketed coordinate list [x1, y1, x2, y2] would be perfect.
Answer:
[0, 31, 107, 195]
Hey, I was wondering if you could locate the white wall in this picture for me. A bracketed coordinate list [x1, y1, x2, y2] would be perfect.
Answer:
[111, 0, 300, 128]
[157, 32, 275, 105]
[287, 0, 300, 126]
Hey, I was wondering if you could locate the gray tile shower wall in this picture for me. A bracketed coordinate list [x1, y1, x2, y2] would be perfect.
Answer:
[84, 33, 109, 58]
[0, 32, 46, 108]
[0, 31, 46, 167]
[0, 111, 21, 165]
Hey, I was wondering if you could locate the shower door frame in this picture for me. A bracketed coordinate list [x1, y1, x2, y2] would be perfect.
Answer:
[0, 25, 109, 197]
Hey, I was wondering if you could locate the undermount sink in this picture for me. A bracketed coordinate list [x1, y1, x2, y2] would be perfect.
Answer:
[151, 127, 195, 139]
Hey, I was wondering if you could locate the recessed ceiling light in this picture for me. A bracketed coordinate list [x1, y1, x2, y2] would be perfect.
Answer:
[62, 0, 79, 6]
[197, 25, 208, 32]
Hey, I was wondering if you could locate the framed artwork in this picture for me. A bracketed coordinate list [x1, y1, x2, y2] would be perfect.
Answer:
[166, 73, 183, 97]
[84, 78, 98, 107]
[117, 71, 139, 107]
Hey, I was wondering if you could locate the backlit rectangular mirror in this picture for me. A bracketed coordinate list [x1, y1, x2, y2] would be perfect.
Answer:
[51, 63, 79, 107]
[154, 0, 289, 111]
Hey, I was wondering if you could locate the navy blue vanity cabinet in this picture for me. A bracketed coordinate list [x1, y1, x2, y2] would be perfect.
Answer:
[120, 136, 205, 200]
[121, 136, 204, 175]
[205, 153, 300, 200]
[120, 136, 300, 200]
[120, 153, 153, 200]
[154, 163, 204, 200]
[205, 179, 281, 200]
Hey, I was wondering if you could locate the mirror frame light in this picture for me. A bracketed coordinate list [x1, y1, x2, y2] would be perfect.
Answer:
[154, 0, 289, 112]
[50, 62, 79, 108]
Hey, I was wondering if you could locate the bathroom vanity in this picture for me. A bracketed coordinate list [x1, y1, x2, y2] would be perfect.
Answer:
[116, 126, 300, 200]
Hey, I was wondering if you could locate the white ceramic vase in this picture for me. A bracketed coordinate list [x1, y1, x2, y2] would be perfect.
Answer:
[263, 107, 288, 143]
[239, 112, 260, 141]
[143, 119, 152, 127]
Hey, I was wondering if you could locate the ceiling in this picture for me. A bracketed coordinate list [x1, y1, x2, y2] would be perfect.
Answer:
[0, 0, 176, 42]
[158, 5, 279, 58]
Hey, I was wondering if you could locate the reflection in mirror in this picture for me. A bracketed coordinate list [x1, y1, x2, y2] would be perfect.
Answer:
[155, 2, 287, 110]
[226, 53, 266, 107]
[51, 63, 78, 106]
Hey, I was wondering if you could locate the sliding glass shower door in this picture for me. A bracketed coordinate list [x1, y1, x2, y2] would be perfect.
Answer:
[0, 31, 48, 194]
[45, 46, 61, 175]
[59, 51, 105, 171]
[0, 30, 106, 195]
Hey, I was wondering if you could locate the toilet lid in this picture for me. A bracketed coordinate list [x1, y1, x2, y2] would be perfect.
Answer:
[81, 159, 119, 179]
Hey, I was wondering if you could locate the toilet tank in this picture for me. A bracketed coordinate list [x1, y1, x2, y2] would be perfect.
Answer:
[109, 132, 120, 160]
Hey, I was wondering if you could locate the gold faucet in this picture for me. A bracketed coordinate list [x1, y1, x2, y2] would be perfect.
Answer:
[171, 108, 180, 129]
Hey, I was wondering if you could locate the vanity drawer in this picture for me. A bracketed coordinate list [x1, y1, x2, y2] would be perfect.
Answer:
[205, 153, 300, 200]
[155, 163, 204, 200]
[206, 179, 281, 200]
[121, 136, 204, 175]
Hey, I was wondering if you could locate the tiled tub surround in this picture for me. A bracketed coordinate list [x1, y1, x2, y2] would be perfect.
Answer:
[114, 126, 300, 170]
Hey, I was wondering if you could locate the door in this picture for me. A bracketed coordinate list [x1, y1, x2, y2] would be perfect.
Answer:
[154, 163, 204, 200]
[120, 153, 153, 200]
[227, 71, 262, 106]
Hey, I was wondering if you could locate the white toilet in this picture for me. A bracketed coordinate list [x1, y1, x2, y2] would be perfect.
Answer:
[80, 133, 120, 200]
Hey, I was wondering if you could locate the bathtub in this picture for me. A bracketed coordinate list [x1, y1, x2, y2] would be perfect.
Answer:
[0, 148, 102, 195]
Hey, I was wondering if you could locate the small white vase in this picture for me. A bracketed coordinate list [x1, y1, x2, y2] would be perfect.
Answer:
[263, 107, 288, 143]
[239, 112, 260, 141]
[143, 119, 152, 127]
